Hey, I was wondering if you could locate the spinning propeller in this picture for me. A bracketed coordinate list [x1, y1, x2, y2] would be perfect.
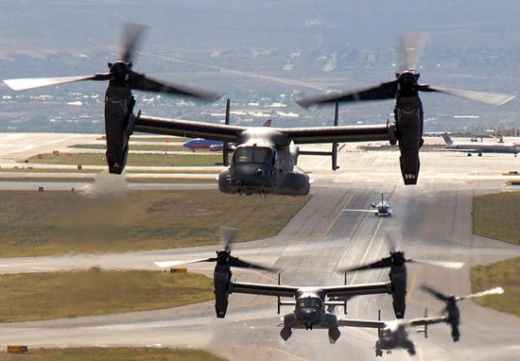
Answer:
[340, 250, 464, 272]
[339, 235, 464, 273]
[154, 227, 276, 271]
[3, 23, 221, 102]
[421, 284, 504, 342]
[421, 285, 504, 304]
[296, 33, 514, 108]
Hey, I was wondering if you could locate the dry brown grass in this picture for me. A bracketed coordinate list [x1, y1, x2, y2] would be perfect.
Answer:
[0, 269, 213, 322]
[0, 347, 226, 361]
[0, 189, 310, 257]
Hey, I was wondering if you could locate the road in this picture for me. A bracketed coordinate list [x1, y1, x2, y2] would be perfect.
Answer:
[0, 133, 518, 360]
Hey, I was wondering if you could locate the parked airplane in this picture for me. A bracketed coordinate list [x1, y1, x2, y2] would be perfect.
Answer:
[343, 193, 392, 217]
[441, 133, 519, 157]
[183, 138, 223, 151]
[182, 119, 271, 151]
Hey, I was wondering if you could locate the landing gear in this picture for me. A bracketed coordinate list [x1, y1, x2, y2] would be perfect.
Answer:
[280, 327, 292, 341]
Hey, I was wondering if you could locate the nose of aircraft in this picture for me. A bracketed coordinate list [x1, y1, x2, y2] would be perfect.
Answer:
[297, 307, 317, 322]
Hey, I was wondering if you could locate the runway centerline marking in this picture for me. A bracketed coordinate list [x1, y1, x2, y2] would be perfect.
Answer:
[320, 194, 354, 238]
[349, 190, 399, 284]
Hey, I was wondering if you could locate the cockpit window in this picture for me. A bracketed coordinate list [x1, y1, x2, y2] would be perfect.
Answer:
[233, 146, 274, 164]
[298, 297, 322, 308]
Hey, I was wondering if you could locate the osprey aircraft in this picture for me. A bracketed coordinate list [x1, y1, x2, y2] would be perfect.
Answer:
[296, 33, 515, 185]
[133, 100, 391, 196]
[3, 24, 400, 197]
[342, 285, 504, 357]
[154, 229, 404, 344]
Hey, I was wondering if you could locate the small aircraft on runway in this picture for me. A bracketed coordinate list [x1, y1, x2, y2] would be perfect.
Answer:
[296, 33, 515, 185]
[441, 133, 519, 157]
[343, 193, 392, 217]
[341, 285, 504, 357]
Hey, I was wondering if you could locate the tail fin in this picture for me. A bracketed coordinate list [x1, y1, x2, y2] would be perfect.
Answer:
[441, 132, 453, 146]
[263, 119, 272, 127]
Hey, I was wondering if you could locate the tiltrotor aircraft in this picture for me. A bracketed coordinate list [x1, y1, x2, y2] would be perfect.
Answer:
[343, 285, 504, 357]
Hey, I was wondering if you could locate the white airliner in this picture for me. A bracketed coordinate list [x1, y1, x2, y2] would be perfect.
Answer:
[442, 133, 519, 157]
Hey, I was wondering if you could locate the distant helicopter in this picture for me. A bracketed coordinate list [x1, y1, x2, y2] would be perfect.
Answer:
[296, 33, 515, 185]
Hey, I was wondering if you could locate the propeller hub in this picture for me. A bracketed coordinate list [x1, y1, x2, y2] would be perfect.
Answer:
[108, 61, 132, 85]
[390, 251, 406, 266]
[397, 71, 420, 95]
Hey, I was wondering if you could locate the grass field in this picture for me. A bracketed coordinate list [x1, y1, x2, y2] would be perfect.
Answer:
[471, 192, 520, 315]
[69, 144, 188, 152]
[471, 257, 520, 317]
[24, 152, 224, 167]
[0, 269, 213, 322]
[472, 192, 520, 245]
[0, 189, 310, 257]
[0, 347, 226, 361]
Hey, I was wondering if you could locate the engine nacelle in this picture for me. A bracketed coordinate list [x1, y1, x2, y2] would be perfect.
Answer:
[389, 266, 407, 319]
[214, 268, 232, 318]
[104, 87, 136, 174]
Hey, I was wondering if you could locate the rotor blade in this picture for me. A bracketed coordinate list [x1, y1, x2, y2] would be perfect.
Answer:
[421, 85, 515, 106]
[458, 286, 504, 301]
[398, 33, 427, 72]
[340, 257, 392, 272]
[229, 256, 277, 271]
[220, 227, 238, 251]
[121, 23, 148, 64]
[421, 285, 452, 302]
[295, 81, 397, 108]
[154, 257, 217, 268]
[3, 74, 110, 91]
[409, 258, 465, 269]
[130, 74, 222, 102]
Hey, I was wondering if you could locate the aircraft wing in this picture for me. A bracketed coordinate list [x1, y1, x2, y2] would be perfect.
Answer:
[343, 209, 378, 214]
[337, 316, 448, 329]
[446, 147, 483, 153]
[134, 115, 391, 145]
[337, 319, 386, 328]
[134, 115, 246, 143]
[230, 281, 298, 298]
[401, 315, 448, 327]
[323, 282, 391, 298]
[278, 124, 390, 144]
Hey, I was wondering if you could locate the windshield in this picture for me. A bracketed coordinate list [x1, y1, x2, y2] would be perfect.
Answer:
[297, 297, 322, 309]
[233, 146, 274, 164]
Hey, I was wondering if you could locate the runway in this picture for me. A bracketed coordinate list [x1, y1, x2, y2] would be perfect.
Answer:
[0, 133, 518, 360]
